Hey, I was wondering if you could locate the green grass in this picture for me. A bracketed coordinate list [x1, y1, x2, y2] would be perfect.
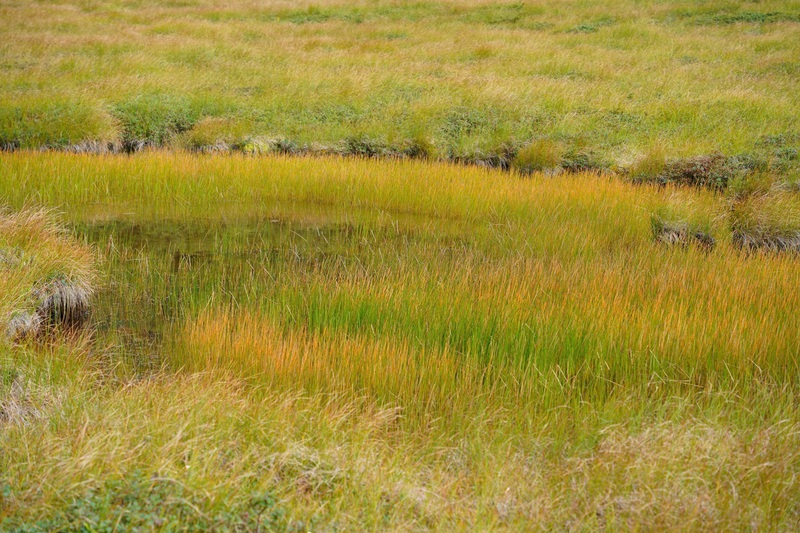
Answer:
[2, 152, 800, 529]
[0, 0, 799, 175]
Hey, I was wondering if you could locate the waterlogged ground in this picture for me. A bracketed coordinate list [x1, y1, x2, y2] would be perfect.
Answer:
[76, 207, 455, 371]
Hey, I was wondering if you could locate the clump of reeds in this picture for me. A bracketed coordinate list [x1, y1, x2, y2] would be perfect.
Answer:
[560, 148, 609, 173]
[732, 229, 800, 253]
[727, 173, 800, 254]
[651, 215, 716, 251]
[5, 276, 93, 341]
[513, 139, 562, 175]
[61, 141, 122, 155]
[112, 94, 198, 153]
[33, 275, 92, 332]
[447, 142, 519, 171]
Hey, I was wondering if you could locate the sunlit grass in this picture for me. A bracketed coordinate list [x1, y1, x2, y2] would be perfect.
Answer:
[2, 0, 800, 526]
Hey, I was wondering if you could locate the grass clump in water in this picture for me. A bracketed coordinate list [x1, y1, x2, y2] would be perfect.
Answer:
[0, 209, 95, 342]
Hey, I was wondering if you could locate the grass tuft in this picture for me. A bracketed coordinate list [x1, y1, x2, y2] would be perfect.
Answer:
[0, 208, 96, 341]
[651, 215, 715, 251]
[729, 183, 800, 254]
[112, 94, 198, 151]
[633, 153, 750, 190]
[514, 139, 562, 174]
[561, 148, 609, 173]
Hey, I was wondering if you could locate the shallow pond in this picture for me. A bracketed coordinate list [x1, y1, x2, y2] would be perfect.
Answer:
[73, 208, 478, 371]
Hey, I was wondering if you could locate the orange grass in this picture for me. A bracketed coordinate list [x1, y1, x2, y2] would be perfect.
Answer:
[180, 311, 538, 425]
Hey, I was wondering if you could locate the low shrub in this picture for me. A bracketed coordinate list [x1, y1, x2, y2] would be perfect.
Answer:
[632, 153, 763, 190]
[450, 143, 517, 171]
[341, 135, 393, 158]
[3, 471, 289, 532]
[561, 148, 608, 173]
[661, 153, 735, 189]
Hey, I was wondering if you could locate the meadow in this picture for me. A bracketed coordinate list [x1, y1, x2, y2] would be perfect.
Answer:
[2, 0, 800, 530]
[1, 0, 799, 176]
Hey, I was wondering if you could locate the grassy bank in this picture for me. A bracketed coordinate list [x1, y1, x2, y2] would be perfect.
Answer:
[2, 152, 800, 529]
[1, 0, 799, 175]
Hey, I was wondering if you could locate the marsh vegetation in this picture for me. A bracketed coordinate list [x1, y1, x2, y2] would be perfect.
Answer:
[2, 0, 800, 530]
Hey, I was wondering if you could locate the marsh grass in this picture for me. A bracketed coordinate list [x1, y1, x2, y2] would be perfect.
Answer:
[113, 94, 200, 152]
[5, 349, 797, 530]
[513, 139, 562, 174]
[2, 0, 800, 526]
[728, 180, 800, 253]
[2, 153, 800, 529]
[651, 215, 715, 251]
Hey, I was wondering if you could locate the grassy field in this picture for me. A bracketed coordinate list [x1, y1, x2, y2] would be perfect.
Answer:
[2, 152, 800, 530]
[2, 0, 800, 530]
[1, 0, 799, 176]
